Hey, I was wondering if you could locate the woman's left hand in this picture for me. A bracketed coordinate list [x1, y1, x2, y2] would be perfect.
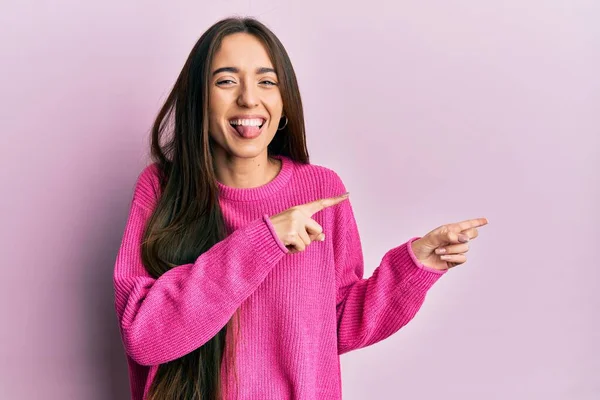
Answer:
[410, 217, 489, 271]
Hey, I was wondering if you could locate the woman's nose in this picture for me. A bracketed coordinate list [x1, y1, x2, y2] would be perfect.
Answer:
[237, 83, 259, 107]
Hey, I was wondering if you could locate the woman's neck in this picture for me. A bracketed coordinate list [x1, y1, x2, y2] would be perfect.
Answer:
[213, 153, 282, 189]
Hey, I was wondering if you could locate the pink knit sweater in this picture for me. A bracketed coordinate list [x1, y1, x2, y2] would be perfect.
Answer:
[113, 154, 446, 400]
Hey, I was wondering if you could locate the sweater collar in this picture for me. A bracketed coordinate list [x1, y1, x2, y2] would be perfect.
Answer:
[216, 154, 294, 202]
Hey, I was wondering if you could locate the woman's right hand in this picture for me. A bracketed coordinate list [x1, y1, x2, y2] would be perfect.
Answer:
[268, 192, 350, 254]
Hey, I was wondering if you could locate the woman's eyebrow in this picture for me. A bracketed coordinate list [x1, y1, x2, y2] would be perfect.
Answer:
[212, 66, 277, 75]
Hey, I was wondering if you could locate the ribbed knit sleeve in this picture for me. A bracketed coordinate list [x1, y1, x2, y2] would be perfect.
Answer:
[331, 179, 447, 355]
[113, 169, 289, 366]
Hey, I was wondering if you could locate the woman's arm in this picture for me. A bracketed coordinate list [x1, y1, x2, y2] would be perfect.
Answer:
[332, 181, 446, 355]
[113, 169, 287, 366]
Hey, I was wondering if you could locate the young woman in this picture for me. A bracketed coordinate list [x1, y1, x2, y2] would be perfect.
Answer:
[113, 16, 488, 400]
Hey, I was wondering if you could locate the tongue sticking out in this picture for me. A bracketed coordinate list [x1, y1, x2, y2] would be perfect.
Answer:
[233, 124, 261, 138]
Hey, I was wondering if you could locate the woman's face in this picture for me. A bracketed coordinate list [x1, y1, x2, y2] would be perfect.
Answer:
[208, 32, 283, 160]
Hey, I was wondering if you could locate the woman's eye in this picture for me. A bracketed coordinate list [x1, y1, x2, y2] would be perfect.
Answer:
[216, 79, 277, 86]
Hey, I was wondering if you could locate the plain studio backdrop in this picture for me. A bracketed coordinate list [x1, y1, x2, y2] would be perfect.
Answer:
[1, 1, 598, 399]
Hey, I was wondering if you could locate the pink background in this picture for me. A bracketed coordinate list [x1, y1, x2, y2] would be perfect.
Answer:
[1, 1, 598, 399]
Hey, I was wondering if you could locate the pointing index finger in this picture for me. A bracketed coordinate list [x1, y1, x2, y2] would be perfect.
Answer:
[302, 192, 350, 216]
[455, 217, 489, 231]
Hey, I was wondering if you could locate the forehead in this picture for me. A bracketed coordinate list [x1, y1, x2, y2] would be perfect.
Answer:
[212, 33, 273, 70]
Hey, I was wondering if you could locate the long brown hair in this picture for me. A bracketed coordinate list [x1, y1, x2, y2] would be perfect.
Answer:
[141, 17, 309, 400]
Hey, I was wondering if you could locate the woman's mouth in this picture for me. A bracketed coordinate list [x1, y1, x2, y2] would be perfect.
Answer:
[229, 118, 266, 139]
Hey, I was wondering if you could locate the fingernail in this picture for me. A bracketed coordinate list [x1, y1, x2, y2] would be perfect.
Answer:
[320, 234, 326, 241]
[458, 234, 469, 242]
[435, 248, 446, 254]
[342, 192, 350, 197]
